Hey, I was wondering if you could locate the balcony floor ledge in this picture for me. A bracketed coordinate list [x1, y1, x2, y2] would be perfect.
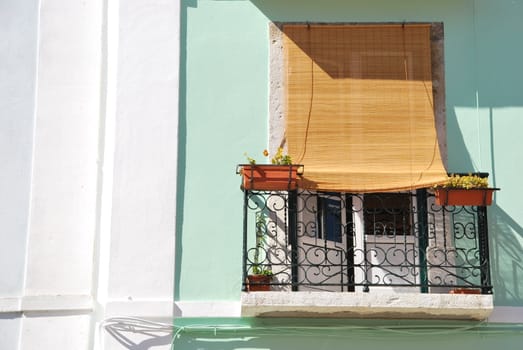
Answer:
[241, 291, 493, 320]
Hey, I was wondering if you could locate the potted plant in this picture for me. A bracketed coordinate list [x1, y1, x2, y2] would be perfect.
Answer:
[433, 173, 499, 206]
[246, 211, 273, 291]
[238, 148, 303, 191]
[449, 288, 481, 295]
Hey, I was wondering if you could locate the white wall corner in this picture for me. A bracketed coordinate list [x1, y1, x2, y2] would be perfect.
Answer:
[175, 301, 242, 318]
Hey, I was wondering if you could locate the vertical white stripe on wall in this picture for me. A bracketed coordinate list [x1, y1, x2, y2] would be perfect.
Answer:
[0, 0, 40, 349]
[21, 0, 103, 349]
[102, 0, 180, 326]
[94, 0, 119, 313]
[95, 0, 180, 348]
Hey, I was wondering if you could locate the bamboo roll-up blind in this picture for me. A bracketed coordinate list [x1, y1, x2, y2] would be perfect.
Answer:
[284, 24, 448, 192]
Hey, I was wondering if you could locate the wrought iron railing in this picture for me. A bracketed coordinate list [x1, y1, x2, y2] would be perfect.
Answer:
[242, 189, 492, 294]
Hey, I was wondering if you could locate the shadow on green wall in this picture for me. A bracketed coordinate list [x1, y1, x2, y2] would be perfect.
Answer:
[176, 0, 197, 300]
[490, 205, 523, 306]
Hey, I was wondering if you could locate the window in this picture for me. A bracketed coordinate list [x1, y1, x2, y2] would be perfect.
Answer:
[297, 191, 418, 293]
[363, 193, 412, 236]
[317, 194, 343, 242]
[268, 23, 449, 293]
[241, 23, 493, 320]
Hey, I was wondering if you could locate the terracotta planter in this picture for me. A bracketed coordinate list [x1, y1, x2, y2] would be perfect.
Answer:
[240, 165, 300, 191]
[449, 288, 481, 295]
[434, 188, 497, 206]
[246, 274, 272, 292]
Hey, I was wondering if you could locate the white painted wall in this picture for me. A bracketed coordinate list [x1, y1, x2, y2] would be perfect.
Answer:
[25, 0, 103, 298]
[0, 0, 180, 349]
[0, 0, 39, 347]
[0, 0, 38, 298]
[106, 0, 179, 306]
[96, 1, 179, 348]
[19, 0, 103, 349]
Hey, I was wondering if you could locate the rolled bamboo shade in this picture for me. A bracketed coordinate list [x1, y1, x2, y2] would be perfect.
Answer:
[284, 24, 448, 192]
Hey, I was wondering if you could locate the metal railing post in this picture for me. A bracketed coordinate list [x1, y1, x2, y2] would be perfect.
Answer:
[477, 205, 493, 294]
[288, 190, 298, 291]
[416, 189, 429, 293]
[242, 190, 249, 291]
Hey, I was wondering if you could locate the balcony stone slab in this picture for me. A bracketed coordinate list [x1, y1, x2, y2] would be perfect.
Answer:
[241, 291, 493, 320]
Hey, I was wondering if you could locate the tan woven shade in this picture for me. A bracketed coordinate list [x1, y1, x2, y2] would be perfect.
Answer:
[284, 24, 448, 192]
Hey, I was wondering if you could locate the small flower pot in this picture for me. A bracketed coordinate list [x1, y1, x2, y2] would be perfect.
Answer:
[434, 188, 497, 206]
[449, 288, 481, 295]
[246, 274, 272, 292]
[240, 165, 301, 191]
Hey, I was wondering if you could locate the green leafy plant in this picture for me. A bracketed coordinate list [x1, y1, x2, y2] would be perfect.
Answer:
[244, 148, 292, 165]
[438, 174, 489, 189]
[270, 147, 292, 165]
[252, 211, 273, 276]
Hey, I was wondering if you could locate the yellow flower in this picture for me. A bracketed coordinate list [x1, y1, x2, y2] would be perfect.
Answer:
[243, 148, 292, 165]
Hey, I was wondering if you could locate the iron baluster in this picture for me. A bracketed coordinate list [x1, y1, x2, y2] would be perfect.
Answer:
[477, 205, 493, 294]
[288, 190, 298, 291]
[416, 189, 429, 293]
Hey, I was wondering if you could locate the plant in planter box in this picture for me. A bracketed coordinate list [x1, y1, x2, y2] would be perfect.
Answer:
[246, 211, 273, 291]
[433, 173, 499, 206]
[239, 148, 303, 191]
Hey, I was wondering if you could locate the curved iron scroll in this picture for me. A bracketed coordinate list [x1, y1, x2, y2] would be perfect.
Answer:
[242, 189, 492, 294]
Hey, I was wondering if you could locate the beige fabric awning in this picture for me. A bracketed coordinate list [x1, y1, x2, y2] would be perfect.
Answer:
[284, 24, 448, 192]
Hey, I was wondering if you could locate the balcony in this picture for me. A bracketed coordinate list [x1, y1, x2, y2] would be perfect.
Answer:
[240, 189, 494, 320]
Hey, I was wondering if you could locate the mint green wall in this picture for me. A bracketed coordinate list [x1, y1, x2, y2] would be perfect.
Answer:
[178, 0, 523, 307]
[177, 0, 269, 300]
[472, 1, 523, 307]
[172, 319, 523, 350]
